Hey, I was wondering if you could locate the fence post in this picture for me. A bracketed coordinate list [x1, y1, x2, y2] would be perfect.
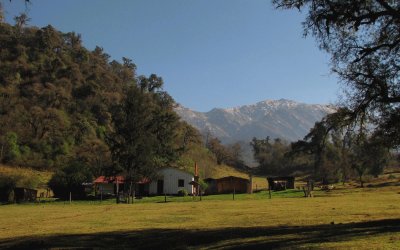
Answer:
[269, 186, 272, 199]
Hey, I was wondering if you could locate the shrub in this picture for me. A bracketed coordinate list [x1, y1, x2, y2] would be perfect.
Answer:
[177, 189, 188, 197]
[199, 179, 208, 192]
[48, 161, 92, 199]
[3, 132, 21, 164]
[0, 175, 17, 202]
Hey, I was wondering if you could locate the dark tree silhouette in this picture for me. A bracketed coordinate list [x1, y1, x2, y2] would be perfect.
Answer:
[273, 0, 400, 147]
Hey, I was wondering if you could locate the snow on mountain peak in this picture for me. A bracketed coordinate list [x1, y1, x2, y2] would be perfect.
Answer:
[175, 99, 335, 143]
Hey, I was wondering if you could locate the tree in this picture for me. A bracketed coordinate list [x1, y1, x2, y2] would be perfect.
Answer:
[289, 110, 353, 182]
[251, 137, 292, 175]
[48, 161, 93, 199]
[273, 0, 400, 147]
[350, 135, 389, 187]
[0, 3, 4, 23]
[107, 85, 158, 202]
[14, 13, 31, 30]
[2, 132, 21, 163]
[206, 137, 229, 165]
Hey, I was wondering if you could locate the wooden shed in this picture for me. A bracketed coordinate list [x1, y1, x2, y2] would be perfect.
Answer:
[204, 176, 250, 194]
[14, 188, 37, 203]
[267, 176, 295, 191]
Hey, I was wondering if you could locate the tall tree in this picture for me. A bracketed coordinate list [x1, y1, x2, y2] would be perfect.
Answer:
[14, 13, 30, 30]
[350, 135, 389, 187]
[107, 85, 158, 202]
[251, 137, 292, 175]
[206, 137, 229, 165]
[273, 0, 400, 147]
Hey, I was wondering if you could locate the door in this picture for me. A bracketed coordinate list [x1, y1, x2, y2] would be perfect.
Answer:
[157, 180, 164, 195]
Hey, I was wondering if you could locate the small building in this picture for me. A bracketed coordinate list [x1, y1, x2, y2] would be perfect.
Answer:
[14, 187, 37, 203]
[204, 176, 250, 195]
[94, 176, 125, 195]
[93, 176, 151, 196]
[94, 168, 195, 196]
[149, 167, 194, 195]
[267, 176, 295, 191]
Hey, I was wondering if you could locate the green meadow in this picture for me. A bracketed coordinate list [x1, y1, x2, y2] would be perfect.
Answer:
[1, 184, 399, 249]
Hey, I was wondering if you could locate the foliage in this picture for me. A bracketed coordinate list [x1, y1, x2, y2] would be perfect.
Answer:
[2, 132, 21, 163]
[206, 136, 245, 169]
[177, 189, 188, 197]
[0, 168, 41, 202]
[198, 178, 208, 191]
[251, 136, 312, 176]
[251, 137, 288, 174]
[106, 78, 181, 197]
[0, 17, 214, 186]
[287, 112, 391, 184]
[273, 0, 400, 147]
[0, 175, 17, 202]
[48, 161, 92, 199]
[349, 136, 390, 187]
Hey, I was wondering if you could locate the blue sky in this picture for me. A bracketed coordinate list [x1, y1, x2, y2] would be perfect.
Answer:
[2, 0, 339, 112]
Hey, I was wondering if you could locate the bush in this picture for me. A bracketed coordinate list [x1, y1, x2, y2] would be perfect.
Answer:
[199, 179, 208, 192]
[177, 189, 188, 197]
[48, 161, 93, 199]
[0, 175, 17, 202]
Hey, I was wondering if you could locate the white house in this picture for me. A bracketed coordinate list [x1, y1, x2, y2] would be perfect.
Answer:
[149, 167, 194, 195]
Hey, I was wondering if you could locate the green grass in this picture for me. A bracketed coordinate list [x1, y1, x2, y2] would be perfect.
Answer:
[1, 185, 399, 249]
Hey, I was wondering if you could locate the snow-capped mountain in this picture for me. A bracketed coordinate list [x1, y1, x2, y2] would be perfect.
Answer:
[175, 99, 336, 143]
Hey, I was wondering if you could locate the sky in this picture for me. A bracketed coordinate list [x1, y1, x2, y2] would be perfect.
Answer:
[2, 0, 340, 112]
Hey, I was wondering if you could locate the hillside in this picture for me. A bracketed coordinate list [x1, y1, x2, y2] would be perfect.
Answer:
[0, 21, 217, 177]
[175, 99, 335, 143]
[0, 165, 53, 198]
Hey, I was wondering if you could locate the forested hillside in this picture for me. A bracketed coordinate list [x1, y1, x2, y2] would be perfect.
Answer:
[0, 20, 225, 178]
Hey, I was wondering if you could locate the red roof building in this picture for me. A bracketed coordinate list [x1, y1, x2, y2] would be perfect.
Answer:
[94, 176, 125, 184]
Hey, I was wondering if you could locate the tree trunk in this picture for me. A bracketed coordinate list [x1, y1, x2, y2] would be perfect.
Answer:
[129, 181, 133, 204]
[132, 183, 136, 203]
[116, 177, 119, 204]
[359, 175, 364, 188]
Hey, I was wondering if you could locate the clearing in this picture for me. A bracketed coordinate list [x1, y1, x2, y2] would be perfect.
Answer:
[0, 183, 399, 249]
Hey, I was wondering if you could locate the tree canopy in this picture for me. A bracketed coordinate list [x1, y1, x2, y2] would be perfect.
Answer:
[0, 16, 237, 189]
[273, 0, 400, 147]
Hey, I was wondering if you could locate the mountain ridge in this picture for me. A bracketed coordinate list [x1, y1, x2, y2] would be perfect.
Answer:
[175, 99, 335, 143]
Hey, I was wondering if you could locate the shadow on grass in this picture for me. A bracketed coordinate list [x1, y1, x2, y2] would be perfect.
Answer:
[1, 219, 399, 249]
[366, 181, 400, 188]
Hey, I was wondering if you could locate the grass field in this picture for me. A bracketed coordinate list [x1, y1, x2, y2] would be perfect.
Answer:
[1, 184, 399, 249]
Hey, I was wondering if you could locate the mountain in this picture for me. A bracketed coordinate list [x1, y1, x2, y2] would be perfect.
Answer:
[175, 99, 336, 144]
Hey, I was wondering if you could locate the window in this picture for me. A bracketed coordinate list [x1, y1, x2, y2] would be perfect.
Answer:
[178, 179, 184, 187]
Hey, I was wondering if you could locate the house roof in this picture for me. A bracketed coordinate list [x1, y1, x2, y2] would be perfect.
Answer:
[217, 176, 249, 182]
[94, 176, 125, 184]
[94, 176, 151, 184]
